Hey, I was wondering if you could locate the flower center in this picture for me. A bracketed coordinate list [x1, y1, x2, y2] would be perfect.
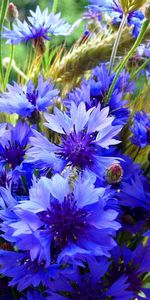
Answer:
[38, 194, 88, 249]
[58, 131, 96, 169]
[4, 142, 25, 169]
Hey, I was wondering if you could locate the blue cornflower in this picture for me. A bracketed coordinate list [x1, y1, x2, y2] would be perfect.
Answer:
[7, 174, 120, 266]
[26, 102, 122, 176]
[65, 64, 133, 125]
[127, 11, 145, 38]
[20, 291, 45, 300]
[0, 250, 58, 291]
[0, 121, 31, 170]
[88, 0, 144, 37]
[131, 111, 150, 148]
[46, 257, 133, 300]
[117, 173, 150, 233]
[135, 44, 150, 77]
[83, 8, 102, 22]
[20, 290, 46, 300]
[3, 6, 71, 45]
[110, 244, 150, 299]
[0, 76, 59, 118]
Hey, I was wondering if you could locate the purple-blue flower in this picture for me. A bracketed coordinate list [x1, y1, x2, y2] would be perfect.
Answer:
[46, 256, 133, 300]
[20, 290, 46, 300]
[117, 173, 150, 233]
[0, 76, 59, 118]
[131, 111, 150, 148]
[4, 174, 120, 266]
[83, 8, 102, 22]
[110, 244, 150, 299]
[0, 121, 31, 170]
[0, 250, 58, 291]
[65, 64, 133, 125]
[88, 0, 144, 37]
[26, 102, 122, 176]
[3, 6, 71, 45]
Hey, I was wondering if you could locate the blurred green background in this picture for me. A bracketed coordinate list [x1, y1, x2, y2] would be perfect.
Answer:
[3, 0, 88, 68]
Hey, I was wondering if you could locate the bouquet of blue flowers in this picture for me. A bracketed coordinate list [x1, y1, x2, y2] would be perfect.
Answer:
[0, 0, 150, 299]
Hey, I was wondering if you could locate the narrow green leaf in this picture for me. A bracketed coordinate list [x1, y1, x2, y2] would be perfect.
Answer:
[0, 0, 9, 90]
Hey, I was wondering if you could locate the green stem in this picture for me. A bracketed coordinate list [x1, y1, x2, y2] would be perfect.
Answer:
[13, 64, 29, 81]
[131, 57, 150, 80]
[105, 20, 150, 104]
[0, 0, 9, 89]
[11, 288, 18, 300]
[133, 147, 141, 161]
[52, 0, 58, 13]
[4, 22, 14, 89]
[109, 14, 127, 75]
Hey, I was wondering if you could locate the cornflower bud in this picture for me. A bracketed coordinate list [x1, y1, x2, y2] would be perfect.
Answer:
[106, 164, 123, 184]
[7, 2, 19, 23]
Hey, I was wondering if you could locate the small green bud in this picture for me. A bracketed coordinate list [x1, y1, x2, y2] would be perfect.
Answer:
[145, 2, 150, 21]
[7, 2, 19, 23]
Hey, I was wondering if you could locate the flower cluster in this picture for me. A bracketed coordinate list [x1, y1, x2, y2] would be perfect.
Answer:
[87, 0, 145, 37]
[0, 1, 150, 299]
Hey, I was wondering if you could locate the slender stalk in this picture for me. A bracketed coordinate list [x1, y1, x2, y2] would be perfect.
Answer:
[3, 58, 29, 81]
[13, 64, 29, 81]
[105, 20, 150, 104]
[52, 0, 58, 13]
[0, 0, 9, 88]
[4, 22, 14, 89]
[109, 14, 127, 75]
[133, 147, 140, 161]
[131, 57, 150, 80]
[11, 288, 18, 300]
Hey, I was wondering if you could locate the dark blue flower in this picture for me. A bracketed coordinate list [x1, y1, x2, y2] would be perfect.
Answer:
[88, 0, 144, 37]
[0, 250, 58, 291]
[117, 173, 150, 233]
[20, 290, 46, 300]
[110, 244, 150, 299]
[3, 6, 71, 45]
[131, 111, 150, 148]
[0, 121, 31, 170]
[6, 174, 120, 265]
[46, 256, 133, 300]
[0, 76, 59, 118]
[26, 102, 122, 176]
[127, 11, 145, 38]
[65, 64, 133, 125]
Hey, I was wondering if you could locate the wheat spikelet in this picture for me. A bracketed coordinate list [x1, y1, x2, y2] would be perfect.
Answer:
[120, 0, 147, 14]
[47, 25, 150, 87]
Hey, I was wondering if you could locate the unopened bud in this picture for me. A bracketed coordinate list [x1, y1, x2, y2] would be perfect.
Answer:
[145, 3, 150, 21]
[0, 242, 13, 250]
[106, 164, 123, 184]
[122, 214, 135, 225]
[7, 2, 19, 23]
